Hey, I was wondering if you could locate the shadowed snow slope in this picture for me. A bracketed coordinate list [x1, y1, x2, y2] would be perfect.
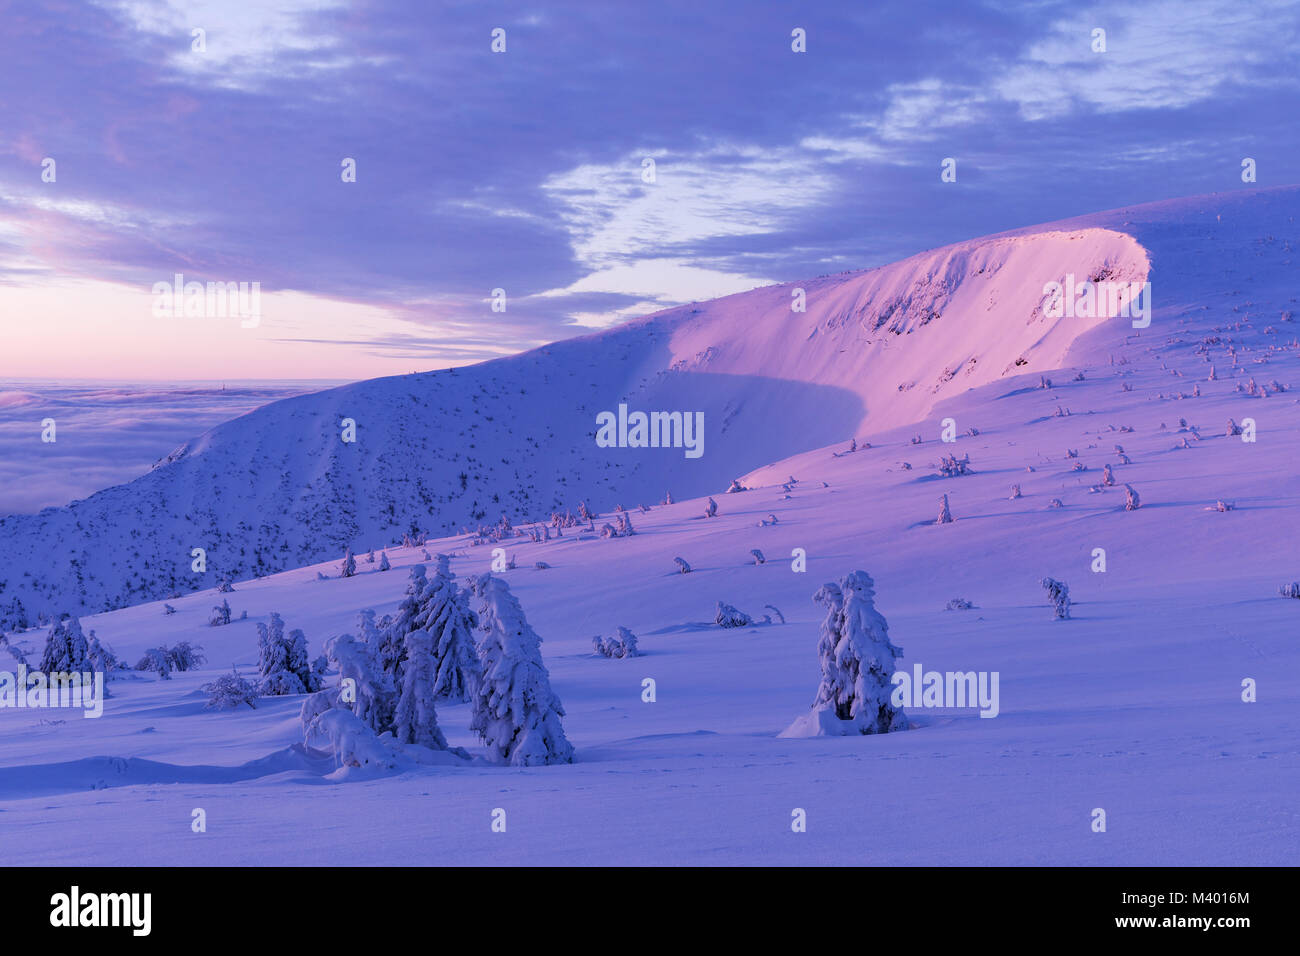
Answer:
[0, 188, 1292, 623]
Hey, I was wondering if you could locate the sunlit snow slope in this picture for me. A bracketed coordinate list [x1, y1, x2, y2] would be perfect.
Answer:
[0, 188, 1291, 625]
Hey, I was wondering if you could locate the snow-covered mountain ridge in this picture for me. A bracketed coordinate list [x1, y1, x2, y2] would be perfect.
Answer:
[1, 186, 1295, 622]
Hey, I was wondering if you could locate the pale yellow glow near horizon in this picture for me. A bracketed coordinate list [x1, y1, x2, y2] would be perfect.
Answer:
[0, 278, 460, 381]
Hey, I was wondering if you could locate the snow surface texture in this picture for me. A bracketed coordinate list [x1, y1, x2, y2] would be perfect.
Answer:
[1, 188, 1298, 863]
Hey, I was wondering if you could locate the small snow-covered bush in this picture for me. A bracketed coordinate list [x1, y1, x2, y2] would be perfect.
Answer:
[167, 641, 206, 672]
[673, 556, 691, 574]
[1010, 484, 1022, 499]
[936, 494, 953, 524]
[592, 626, 639, 659]
[305, 708, 395, 770]
[202, 669, 258, 710]
[1040, 577, 1071, 620]
[209, 599, 232, 627]
[1124, 484, 1141, 511]
[715, 602, 753, 628]
[1279, 582, 1300, 599]
[750, 549, 765, 565]
[340, 547, 357, 578]
[378, 552, 391, 571]
[135, 647, 172, 679]
[945, 598, 975, 611]
[704, 497, 718, 518]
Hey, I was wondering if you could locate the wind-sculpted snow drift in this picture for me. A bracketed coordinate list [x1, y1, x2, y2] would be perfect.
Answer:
[1, 188, 1294, 623]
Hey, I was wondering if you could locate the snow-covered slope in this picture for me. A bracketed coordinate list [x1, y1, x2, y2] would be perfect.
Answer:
[0, 188, 1292, 629]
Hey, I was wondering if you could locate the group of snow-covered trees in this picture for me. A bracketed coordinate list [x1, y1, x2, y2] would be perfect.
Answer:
[303, 558, 572, 767]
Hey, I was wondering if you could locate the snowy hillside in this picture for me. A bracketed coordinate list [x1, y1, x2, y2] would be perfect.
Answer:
[7, 188, 1289, 625]
[1, 186, 1298, 864]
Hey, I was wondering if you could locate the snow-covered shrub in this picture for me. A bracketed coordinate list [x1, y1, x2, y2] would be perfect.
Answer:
[945, 598, 975, 610]
[938, 453, 971, 477]
[1040, 577, 1071, 620]
[763, 604, 786, 624]
[378, 552, 391, 571]
[1227, 418, 1242, 437]
[340, 547, 357, 578]
[209, 599, 232, 627]
[203, 669, 259, 710]
[468, 574, 574, 766]
[704, 497, 718, 518]
[726, 479, 746, 493]
[86, 632, 120, 676]
[1102, 464, 1116, 486]
[1215, 499, 1234, 512]
[592, 626, 639, 659]
[135, 647, 172, 679]
[1278, 582, 1300, 599]
[1048, 498, 1063, 508]
[535, 561, 550, 570]
[674, 556, 691, 574]
[1124, 484, 1141, 511]
[217, 577, 235, 593]
[167, 641, 205, 672]
[715, 601, 753, 628]
[936, 494, 953, 524]
[616, 512, 635, 536]
[750, 549, 765, 565]
[1010, 484, 1022, 499]
[782, 571, 907, 737]
[163, 604, 177, 615]
[366, 549, 376, 564]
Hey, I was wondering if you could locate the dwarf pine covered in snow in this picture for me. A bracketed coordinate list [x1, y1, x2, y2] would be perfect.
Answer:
[937, 494, 954, 524]
[592, 626, 639, 659]
[378, 552, 391, 571]
[783, 571, 907, 737]
[1041, 577, 1071, 620]
[704, 496, 718, 518]
[715, 601, 753, 628]
[209, 599, 232, 627]
[341, 547, 357, 578]
[468, 574, 573, 766]
[1124, 484, 1141, 511]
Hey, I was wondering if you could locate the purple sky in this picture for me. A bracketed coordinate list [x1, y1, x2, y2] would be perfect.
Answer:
[2, 0, 1297, 379]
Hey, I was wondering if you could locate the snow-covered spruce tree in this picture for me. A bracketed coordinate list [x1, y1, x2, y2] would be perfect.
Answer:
[40, 615, 90, 675]
[203, 669, 259, 709]
[86, 631, 120, 676]
[1040, 577, 1071, 620]
[715, 601, 753, 628]
[1278, 582, 1300, 599]
[393, 627, 451, 750]
[782, 571, 907, 737]
[378, 564, 430, 681]
[1124, 483, 1141, 511]
[616, 512, 635, 536]
[937, 494, 954, 524]
[340, 547, 357, 578]
[420, 556, 482, 702]
[704, 496, 718, 518]
[323, 632, 396, 733]
[257, 612, 318, 695]
[467, 574, 573, 766]
[378, 551, 391, 571]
